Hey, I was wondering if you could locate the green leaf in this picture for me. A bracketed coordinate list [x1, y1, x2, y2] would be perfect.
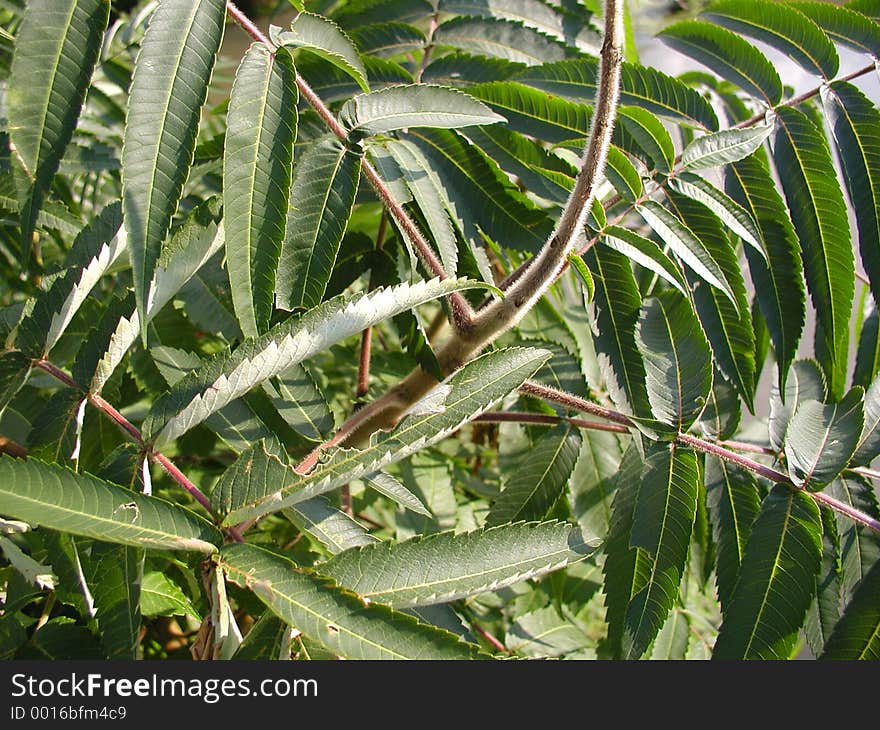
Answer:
[486, 424, 581, 525]
[263, 364, 333, 443]
[211, 437, 290, 517]
[219, 543, 485, 659]
[855, 302, 880, 390]
[15, 202, 125, 358]
[705, 457, 761, 611]
[359, 472, 431, 516]
[506, 606, 592, 658]
[272, 12, 368, 93]
[618, 107, 674, 173]
[768, 358, 827, 451]
[584, 246, 652, 423]
[846, 0, 880, 20]
[726, 155, 805, 391]
[146, 277, 486, 448]
[830, 476, 880, 601]
[823, 81, 880, 313]
[568, 428, 625, 539]
[284, 498, 379, 555]
[601, 445, 650, 658]
[773, 107, 854, 399]
[231, 613, 289, 660]
[669, 172, 765, 259]
[0, 350, 31, 416]
[224, 44, 297, 338]
[341, 85, 504, 138]
[437, 0, 599, 51]
[295, 54, 411, 102]
[568, 253, 595, 301]
[8, 0, 109, 263]
[784, 388, 864, 490]
[821, 557, 880, 660]
[122, 0, 226, 341]
[221, 347, 550, 525]
[140, 571, 201, 619]
[87, 543, 143, 659]
[680, 118, 775, 174]
[804, 507, 841, 656]
[467, 81, 591, 144]
[601, 227, 686, 295]
[275, 137, 362, 311]
[334, 0, 434, 30]
[322, 520, 598, 608]
[852, 374, 880, 466]
[636, 200, 737, 307]
[433, 15, 572, 66]
[422, 52, 526, 85]
[350, 22, 426, 58]
[666, 190, 756, 407]
[623, 444, 701, 660]
[789, 1, 880, 57]
[703, 0, 839, 79]
[658, 20, 782, 104]
[713, 485, 822, 660]
[604, 146, 643, 202]
[408, 128, 554, 253]
[513, 58, 719, 130]
[635, 293, 712, 431]
[0, 456, 221, 553]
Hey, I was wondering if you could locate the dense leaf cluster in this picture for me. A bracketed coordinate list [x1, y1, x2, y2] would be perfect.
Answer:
[0, 0, 878, 660]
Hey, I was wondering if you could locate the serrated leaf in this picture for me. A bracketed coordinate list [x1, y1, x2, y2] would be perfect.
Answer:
[486, 424, 581, 525]
[600, 226, 687, 295]
[0, 456, 221, 552]
[15, 202, 125, 358]
[713, 485, 822, 660]
[568, 428, 625, 539]
[666, 190, 755, 407]
[433, 15, 572, 66]
[669, 172, 765, 259]
[637, 199, 737, 307]
[773, 106, 854, 398]
[784, 388, 864, 490]
[467, 81, 591, 144]
[601, 445, 651, 658]
[604, 146, 643, 202]
[408, 128, 554, 253]
[705, 457, 761, 611]
[584, 245, 653, 424]
[350, 21, 426, 58]
[513, 57, 718, 130]
[823, 81, 880, 313]
[768, 358, 827, 451]
[623, 444, 700, 660]
[681, 118, 775, 174]
[211, 437, 290, 517]
[8, 0, 109, 262]
[341, 85, 504, 138]
[422, 52, 526, 85]
[382, 138, 460, 274]
[506, 605, 592, 658]
[855, 301, 880, 390]
[804, 507, 841, 656]
[618, 107, 674, 173]
[224, 44, 297, 338]
[275, 137, 362, 311]
[658, 20, 782, 104]
[263, 363, 333, 443]
[726, 155, 805, 391]
[87, 543, 143, 659]
[219, 543, 485, 659]
[437, 0, 599, 51]
[830, 476, 880, 602]
[140, 571, 201, 619]
[649, 610, 690, 660]
[820, 557, 880, 660]
[284, 498, 379, 555]
[221, 347, 550, 525]
[635, 293, 712, 431]
[122, 0, 226, 341]
[789, 1, 880, 57]
[232, 613, 289, 660]
[360, 472, 430, 516]
[850, 373, 880, 471]
[0, 350, 31, 417]
[295, 54, 411, 102]
[703, 0, 839, 79]
[272, 11, 368, 93]
[146, 277, 485, 448]
[846, 0, 880, 20]
[322, 520, 598, 608]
